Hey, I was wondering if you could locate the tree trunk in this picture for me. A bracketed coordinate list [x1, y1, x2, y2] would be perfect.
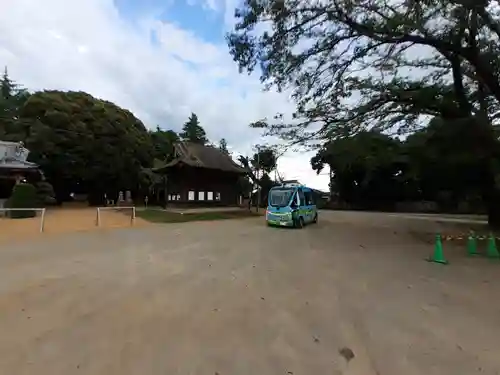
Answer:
[482, 161, 500, 228]
[487, 197, 500, 227]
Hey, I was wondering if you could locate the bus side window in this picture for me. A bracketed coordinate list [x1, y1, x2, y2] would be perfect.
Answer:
[304, 191, 313, 205]
[298, 189, 305, 206]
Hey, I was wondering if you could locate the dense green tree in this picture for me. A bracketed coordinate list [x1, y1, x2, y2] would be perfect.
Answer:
[179, 113, 208, 144]
[238, 151, 278, 208]
[236, 175, 253, 198]
[238, 155, 258, 183]
[258, 172, 276, 207]
[251, 146, 277, 174]
[312, 118, 500, 211]
[312, 131, 406, 207]
[9, 90, 154, 204]
[35, 181, 56, 205]
[403, 117, 499, 209]
[150, 126, 179, 162]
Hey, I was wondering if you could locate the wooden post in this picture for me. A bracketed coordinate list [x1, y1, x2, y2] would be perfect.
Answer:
[95, 208, 100, 226]
[130, 207, 136, 225]
[39, 208, 46, 233]
[163, 175, 168, 208]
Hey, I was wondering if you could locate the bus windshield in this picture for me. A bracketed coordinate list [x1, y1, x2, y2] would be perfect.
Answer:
[268, 188, 295, 207]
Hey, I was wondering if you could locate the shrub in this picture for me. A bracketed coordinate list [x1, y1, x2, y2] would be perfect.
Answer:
[35, 181, 56, 206]
[6, 183, 39, 219]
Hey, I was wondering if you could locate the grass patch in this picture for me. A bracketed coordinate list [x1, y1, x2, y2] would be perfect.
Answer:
[136, 209, 262, 223]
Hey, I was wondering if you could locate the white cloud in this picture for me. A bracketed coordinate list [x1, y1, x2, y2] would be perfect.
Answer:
[0, 0, 329, 190]
[278, 154, 330, 191]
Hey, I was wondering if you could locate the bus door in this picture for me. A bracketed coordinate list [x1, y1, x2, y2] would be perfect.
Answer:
[297, 188, 310, 222]
[303, 189, 316, 223]
[303, 189, 317, 223]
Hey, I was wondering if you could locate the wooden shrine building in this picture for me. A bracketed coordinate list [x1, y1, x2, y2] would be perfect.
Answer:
[153, 142, 248, 207]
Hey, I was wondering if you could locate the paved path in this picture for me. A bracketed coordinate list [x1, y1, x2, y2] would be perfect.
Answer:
[0, 212, 499, 374]
[387, 212, 488, 224]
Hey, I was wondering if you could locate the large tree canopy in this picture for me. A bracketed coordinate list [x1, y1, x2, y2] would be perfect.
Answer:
[312, 118, 500, 211]
[227, 0, 500, 141]
[227, 0, 500, 224]
[6, 90, 154, 203]
[251, 146, 277, 174]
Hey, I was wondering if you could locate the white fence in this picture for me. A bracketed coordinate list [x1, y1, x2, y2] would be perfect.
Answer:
[0, 206, 136, 233]
[95, 206, 136, 227]
[0, 208, 46, 232]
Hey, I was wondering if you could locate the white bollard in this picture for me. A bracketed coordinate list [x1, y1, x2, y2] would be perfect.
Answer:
[39, 208, 46, 233]
[131, 206, 136, 225]
[96, 207, 101, 227]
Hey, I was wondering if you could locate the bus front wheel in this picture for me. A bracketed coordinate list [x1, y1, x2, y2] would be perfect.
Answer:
[295, 216, 304, 229]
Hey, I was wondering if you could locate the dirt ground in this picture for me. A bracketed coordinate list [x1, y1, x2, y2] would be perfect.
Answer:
[0, 210, 499, 375]
[0, 208, 150, 242]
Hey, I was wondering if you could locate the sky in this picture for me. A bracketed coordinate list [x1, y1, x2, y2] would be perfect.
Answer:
[0, 0, 331, 190]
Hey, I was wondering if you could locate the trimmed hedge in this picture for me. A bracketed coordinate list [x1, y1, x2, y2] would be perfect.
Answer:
[6, 183, 39, 219]
[35, 181, 56, 205]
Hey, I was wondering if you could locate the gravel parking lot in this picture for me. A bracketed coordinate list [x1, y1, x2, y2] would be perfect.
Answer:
[0, 211, 499, 375]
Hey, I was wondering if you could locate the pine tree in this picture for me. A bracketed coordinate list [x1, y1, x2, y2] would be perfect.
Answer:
[179, 113, 208, 145]
[0, 67, 30, 140]
[219, 138, 230, 155]
[1, 67, 16, 99]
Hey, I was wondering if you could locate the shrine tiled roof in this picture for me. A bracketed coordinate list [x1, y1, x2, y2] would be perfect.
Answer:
[154, 142, 247, 174]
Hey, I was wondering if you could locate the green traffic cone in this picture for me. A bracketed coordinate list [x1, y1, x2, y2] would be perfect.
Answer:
[486, 234, 500, 258]
[427, 234, 448, 264]
[467, 233, 479, 256]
